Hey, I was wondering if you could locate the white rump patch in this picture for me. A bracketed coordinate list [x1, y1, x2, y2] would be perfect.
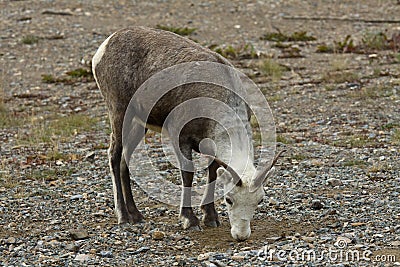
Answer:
[92, 32, 116, 85]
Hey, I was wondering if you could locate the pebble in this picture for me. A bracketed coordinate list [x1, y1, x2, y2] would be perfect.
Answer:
[69, 229, 89, 240]
[197, 253, 210, 261]
[231, 255, 245, 261]
[65, 243, 80, 252]
[130, 246, 150, 255]
[74, 254, 91, 261]
[70, 194, 83, 201]
[310, 199, 324, 210]
[152, 230, 165, 240]
[6, 237, 16, 244]
[327, 178, 343, 187]
[390, 240, 400, 246]
[302, 236, 316, 243]
[99, 250, 113, 258]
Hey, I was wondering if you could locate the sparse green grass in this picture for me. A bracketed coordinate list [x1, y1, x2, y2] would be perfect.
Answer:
[211, 43, 258, 59]
[321, 58, 359, 83]
[259, 59, 286, 82]
[317, 32, 392, 54]
[276, 134, 294, 144]
[292, 154, 307, 161]
[27, 168, 75, 181]
[0, 100, 8, 128]
[392, 128, 400, 145]
[21, 35, 40, 45]
[368, 162, 391, 173]
[261, 30, 316, 42]
[266, 94, 282, 102]
[66, 68, 92, 78]
[316, 44, 334, 53]
[347, 85, 393, 99]
[42, 67, 93, 84]
[332, 134, 377, 148]
[322, 71, 359, 83]
[395, 53, 400, 63]
[381, 123, 398, 130]
[361, 31, 390, 51]
[343, 160, 367, 167]
[330, 59, 349, 71]
[0, 169, 19, 189]
[156, 25, 196, 36]
[17, 114, 98, 145]
[41, 74, 59, 84]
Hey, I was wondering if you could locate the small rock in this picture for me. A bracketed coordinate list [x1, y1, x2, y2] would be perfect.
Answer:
[6, 237, 16, 244]
[65, 243, 80, 252]
[69, 229, 89, 240]
[70, 194, 83, 201]
[268, 197, 278, 205]
[99, 250, 113, 258]
[231, 255, 245, 261]
[130, 246, 150, 255]
[390, 241, 400, 247]
[350, 222, 367, 227]
[197, 253, 210, 261]
[327, 178, 343, 187]
[74, 254, 91, 261]
[85, 151, 95, 162]
[302, 236, 316, 243]
[310, 199, 324, 210]
[152, 231, 165, 240]
[265, 236, 282, 243]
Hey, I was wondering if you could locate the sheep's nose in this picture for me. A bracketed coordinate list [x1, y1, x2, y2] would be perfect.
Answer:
[231, 227, 251, 241]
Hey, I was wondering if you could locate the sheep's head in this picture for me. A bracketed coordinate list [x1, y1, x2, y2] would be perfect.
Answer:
[213, 150, 285, 241]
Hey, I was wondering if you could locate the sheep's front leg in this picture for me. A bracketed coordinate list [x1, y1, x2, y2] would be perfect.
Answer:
[180, 170, 200, 230]
[176, 145, 200, 230]
[201, 160, 220, 227]
[109, 115, 145, 224]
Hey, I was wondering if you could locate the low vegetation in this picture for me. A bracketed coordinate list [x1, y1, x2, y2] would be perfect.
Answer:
[261, 30, 316, 42]
[258, 59, 287, 82]
[21, 35, 40, 45]
[42, 67, 94, 84]
[317, 31, 395, 53]
[392, 128, 400, 145]
[17, 114, 98, 145]
[210, 43, 258, 60]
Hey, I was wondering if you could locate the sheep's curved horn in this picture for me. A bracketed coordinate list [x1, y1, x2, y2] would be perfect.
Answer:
[250, 149, 286, 192]
[209, 156, 243, 187]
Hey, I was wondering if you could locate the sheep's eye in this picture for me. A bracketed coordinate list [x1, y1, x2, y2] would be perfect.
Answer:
[225, 197, 233, 206]
[258, 199, 263, 205]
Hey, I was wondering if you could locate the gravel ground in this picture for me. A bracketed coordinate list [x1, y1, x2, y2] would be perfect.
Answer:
[1, 1, 400, 266]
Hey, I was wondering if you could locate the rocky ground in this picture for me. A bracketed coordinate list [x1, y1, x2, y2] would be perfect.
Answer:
[1, 0, 400, 266]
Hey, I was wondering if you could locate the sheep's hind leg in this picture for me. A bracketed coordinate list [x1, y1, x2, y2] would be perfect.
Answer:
[120, 122, 147, 223]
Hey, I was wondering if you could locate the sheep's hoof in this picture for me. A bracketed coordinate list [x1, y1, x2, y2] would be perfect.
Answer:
[203, 220, 220, 228]
[180, 215, 201, 230]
